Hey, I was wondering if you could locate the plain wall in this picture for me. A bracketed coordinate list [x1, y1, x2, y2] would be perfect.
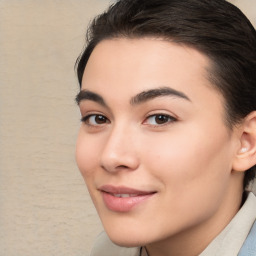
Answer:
[0, 1, 255, 255]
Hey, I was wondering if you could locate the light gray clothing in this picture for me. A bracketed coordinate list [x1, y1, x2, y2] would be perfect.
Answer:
[90, 192, 256, 256]
[200, 192, 256, 256]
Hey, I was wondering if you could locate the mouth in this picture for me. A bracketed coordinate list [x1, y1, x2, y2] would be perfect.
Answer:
[111, 193, 142, 198]
[98, 185, 156, 212]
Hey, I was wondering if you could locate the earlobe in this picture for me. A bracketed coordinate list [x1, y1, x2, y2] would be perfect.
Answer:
[232, 111, 256, 172]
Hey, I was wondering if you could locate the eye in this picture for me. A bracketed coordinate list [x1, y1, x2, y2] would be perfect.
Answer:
[144, 114, 177, 126]
[81, 114, 109, 126]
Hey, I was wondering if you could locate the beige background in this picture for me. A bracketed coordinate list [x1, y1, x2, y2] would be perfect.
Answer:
[0, 1, 255, 255]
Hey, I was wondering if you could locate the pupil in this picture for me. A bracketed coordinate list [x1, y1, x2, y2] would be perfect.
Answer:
[96, 115, 105, 124]
[156, 115, 168, 124]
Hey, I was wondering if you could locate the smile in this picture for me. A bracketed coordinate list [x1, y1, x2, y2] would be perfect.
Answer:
[113, 194, 139, 198]
[99, 185, 156, 212]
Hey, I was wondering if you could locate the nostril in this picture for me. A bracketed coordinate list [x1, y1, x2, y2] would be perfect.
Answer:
[117, 165, 129, 169]
[101, 164, 134, 173]
[100, 165, 108, 172]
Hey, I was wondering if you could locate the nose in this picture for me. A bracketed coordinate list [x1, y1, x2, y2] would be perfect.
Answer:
[100, 126, 139, 173]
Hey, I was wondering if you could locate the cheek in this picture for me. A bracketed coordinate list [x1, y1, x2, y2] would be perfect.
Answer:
[141, 124, 232, 192]
[76, 129, 101, 179]
[139, 125, 234, 229]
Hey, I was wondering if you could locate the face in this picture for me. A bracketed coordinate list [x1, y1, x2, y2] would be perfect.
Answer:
[76, 38, 241, 249]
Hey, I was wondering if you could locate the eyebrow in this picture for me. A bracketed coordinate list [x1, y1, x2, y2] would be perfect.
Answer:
[130, 87, 191, 105]
[76, 90, 107, 107]
[75, 86, 191, 107]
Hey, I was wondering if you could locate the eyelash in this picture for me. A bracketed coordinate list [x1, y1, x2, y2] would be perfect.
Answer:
[143, 114, 177, 126]
[81, 114, 110, 126]
[81, 113, 177, 127]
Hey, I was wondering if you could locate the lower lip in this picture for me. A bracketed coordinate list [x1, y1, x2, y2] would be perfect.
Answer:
[101, 192, 154, 212]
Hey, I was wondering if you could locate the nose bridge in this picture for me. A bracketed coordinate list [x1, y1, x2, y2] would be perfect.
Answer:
[100, 122, 139, 172]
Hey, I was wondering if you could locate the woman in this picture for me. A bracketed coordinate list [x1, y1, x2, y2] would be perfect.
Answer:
[75, 0, 256, 255]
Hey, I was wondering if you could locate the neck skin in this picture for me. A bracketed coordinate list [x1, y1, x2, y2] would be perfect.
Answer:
[145, 174, 244, 256]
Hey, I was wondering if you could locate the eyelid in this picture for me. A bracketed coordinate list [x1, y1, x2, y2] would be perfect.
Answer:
[143, 113, 178, 126]
[144, 109, 178, 120]
[81, 113, 110, 126]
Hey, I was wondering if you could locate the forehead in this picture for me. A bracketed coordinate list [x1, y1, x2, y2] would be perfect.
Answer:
[85, 37, 210, 68]
[81, 38, 223, 108]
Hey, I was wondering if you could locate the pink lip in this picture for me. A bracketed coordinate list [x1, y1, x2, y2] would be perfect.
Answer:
[99, 185, 156, 212]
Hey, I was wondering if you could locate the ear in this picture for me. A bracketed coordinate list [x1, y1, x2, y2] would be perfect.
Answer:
[232, 111, 256, 172]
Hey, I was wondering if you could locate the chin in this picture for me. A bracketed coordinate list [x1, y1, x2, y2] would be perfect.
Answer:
[105, 229, 146, 247]
[110, 237, 143, 248]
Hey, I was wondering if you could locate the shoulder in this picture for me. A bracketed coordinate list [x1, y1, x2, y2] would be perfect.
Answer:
[238, 192, 256, 256]
[238, 220, 256, 256]
[90, 231, 141, 256]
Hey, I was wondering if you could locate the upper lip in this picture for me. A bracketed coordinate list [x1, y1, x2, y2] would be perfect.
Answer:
[98, 185, 156, 195]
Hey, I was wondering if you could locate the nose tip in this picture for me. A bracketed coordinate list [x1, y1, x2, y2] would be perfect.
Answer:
[101, 150, 139, 173]
[100, 132, 139, 173]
